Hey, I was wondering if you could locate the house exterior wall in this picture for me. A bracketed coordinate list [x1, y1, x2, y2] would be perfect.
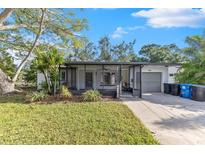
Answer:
[168, 65, 181, 83]
[140, 65, 180, 92]
[36, 64, 181, 94]
[37, 71, 45, 90]
[142, 65, 168, 92]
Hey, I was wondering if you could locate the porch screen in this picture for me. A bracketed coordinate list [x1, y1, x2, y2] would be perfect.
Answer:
[101, 72, 116, 85]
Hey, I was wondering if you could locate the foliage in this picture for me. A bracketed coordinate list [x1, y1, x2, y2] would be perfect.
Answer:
[0, 50, 16, 77]
[59, 85, 72, 98]
[23, 61, 37, 84]
[25, 91, 48, 102]
[82, 90, 102, 102]
[40, 81, 49, 92]
[98, 36, 112, 61]
[0, 99, 159, 144]
[70, 37, 139, 62]
[34, 47, 65, 94]
[175, 61, 205, 84]
[66, 39, 97, 61]
[111, 40, 139, 62]
[139, 44, 185, 63]
[175, 35, 205, 85]
[0, 8, 87, 87]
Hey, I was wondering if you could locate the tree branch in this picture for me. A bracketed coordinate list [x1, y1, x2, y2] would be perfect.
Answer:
[12, 8, 46, 82]
[0, 24, 27, 30]
[0, 8, 13, 24]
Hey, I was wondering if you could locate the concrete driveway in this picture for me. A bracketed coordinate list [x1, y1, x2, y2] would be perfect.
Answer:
[122, 93, 205, 144]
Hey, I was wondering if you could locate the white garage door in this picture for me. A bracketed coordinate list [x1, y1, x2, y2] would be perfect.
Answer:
[142, 72, 161, 93]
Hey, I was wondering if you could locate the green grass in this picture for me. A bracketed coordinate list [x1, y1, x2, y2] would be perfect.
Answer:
[0, 94, 159, 144]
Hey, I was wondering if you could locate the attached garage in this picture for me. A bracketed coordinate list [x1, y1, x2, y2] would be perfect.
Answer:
[142, 72, 162, 93]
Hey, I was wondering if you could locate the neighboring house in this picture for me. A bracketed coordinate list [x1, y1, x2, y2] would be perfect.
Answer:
[37, 61, 181, 98]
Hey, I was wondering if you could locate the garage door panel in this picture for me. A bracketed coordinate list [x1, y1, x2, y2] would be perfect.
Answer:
[142, 72, 161, 93]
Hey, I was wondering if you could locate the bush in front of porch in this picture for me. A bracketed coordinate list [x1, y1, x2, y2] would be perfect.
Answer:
[82, 89, 102, 102]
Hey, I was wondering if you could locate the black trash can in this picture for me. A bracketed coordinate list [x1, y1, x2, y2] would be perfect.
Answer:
[191, 85, 205, 101]
[170, 83, 180, 96]
[164, 83, 171, 94]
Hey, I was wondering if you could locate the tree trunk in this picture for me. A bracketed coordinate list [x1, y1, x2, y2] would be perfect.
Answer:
[0, 68, 15, 94]
[12, 9, 46, 83]
[54, 78, 57, 96]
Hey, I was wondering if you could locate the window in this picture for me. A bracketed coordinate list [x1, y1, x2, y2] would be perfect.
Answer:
[169, 73, 175, 77]
[61, 70, 66, 81]
[101, 72, 116, 85]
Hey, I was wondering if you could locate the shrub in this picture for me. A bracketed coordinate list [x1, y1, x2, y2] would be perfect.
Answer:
[40, 81, 49, 92]
[26, 91, 48, 102]
[82, 90, 102, 102]
[59, 85, 72, 98]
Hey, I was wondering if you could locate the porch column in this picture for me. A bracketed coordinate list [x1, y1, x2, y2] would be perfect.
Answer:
[139, 65, 142, 98]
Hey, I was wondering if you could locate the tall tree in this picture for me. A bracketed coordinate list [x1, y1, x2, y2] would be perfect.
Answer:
[0, 8, 87, 94]
[139, 44, 184, 63]
[98, 36, 112, 61]
[67, 39, 97, 61]
[175, 35, 205, 84]
[111, 40, 139, 62]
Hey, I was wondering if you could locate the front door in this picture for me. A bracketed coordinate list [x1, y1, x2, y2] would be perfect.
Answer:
[85, 72, 93, 89]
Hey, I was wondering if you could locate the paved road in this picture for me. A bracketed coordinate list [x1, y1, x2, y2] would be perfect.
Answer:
[122, 93, 205, 144]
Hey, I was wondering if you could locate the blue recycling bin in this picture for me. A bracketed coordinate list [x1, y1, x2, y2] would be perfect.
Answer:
[180, 84, 192, 98]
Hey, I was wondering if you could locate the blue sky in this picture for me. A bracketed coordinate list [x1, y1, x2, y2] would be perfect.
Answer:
[73, 8, 205, 53]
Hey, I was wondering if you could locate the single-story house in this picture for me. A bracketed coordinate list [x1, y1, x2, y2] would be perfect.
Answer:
[37, 61, 181, 98]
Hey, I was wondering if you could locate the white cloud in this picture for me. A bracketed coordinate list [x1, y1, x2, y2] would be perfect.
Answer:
[127, 26, 145, 31]
[131, 8, 205, 28]
[111, 26, 144, 39]
[111, 27, 128, 39]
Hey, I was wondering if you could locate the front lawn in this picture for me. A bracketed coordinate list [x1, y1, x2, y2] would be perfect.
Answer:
[0, 94, 159, 144]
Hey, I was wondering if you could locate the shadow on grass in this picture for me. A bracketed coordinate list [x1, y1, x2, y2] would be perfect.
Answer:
[0, 93, 26, 104]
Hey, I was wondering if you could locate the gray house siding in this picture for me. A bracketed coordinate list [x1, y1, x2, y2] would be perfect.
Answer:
[37, 61, 181, 98]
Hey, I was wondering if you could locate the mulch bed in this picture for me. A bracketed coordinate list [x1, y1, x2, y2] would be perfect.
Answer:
[35, 95, 120, 104]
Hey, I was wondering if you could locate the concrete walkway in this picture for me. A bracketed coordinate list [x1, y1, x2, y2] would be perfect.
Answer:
[122, 93, 205, 144]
